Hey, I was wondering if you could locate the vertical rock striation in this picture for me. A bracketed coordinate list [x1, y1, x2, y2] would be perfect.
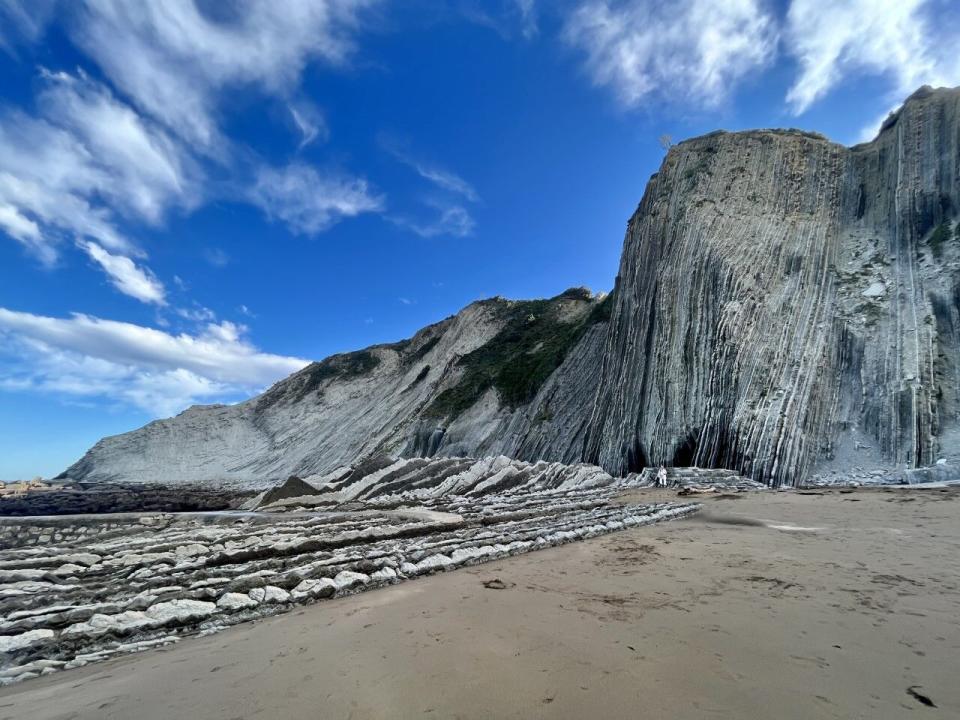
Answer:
[54, 86, 960, 489]
[580, 86, 960, 484]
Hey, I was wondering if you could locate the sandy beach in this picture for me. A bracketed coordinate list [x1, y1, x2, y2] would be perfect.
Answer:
[2, 485, 958, 719]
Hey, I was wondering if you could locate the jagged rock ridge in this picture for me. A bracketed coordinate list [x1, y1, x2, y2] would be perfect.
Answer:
[59, 86, 960, 487]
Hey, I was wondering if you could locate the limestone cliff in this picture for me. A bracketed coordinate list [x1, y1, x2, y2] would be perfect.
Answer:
[60, 86, 960, 487]
[578, 85, 960, 484]
[60, 289, 610, 487]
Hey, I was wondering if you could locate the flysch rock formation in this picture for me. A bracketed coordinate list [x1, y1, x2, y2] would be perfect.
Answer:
[57, 289, 613, 489]
[56, 86, 960, 489]
[0, 457, 698, 683]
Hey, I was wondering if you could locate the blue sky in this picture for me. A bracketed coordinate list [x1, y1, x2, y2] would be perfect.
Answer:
[1, 0, 959, 480]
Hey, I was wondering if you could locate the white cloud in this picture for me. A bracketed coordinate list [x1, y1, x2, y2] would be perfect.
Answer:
[0, 307, 308, 416]
[204, 247, 231, 268]
[79, 241, 166, 305]
[0, 202, 48, 263]
[785, 0, 960, 118]
[564, 0, 777, 108]
[408, 163, 479, 203]
[382, 138, 479, 202]
[0, 0, 56, 52]
[289, 100, 329, 149]
[459, 0, 539, 40]
[391, 202, 475, 239]
[175, 305, 217, 323]
[514, 0, 538, 38]
[69, 0, 378, 149]
[38, 69, 195, 222]
[0, 69, 194, 300]
[381, 137, 479, 237]
[250, 162, 383, 235]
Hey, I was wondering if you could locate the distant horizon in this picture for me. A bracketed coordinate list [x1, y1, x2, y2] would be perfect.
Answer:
[2, 0, 960, 479]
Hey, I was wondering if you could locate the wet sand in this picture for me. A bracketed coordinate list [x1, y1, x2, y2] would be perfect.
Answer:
[2, 486, 958, 719]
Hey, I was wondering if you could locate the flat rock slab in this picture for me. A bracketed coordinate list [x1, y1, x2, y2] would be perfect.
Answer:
[0, 466, 697, 681]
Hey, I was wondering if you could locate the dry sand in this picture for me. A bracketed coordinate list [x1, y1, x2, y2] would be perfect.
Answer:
[2, 486, 958, 719]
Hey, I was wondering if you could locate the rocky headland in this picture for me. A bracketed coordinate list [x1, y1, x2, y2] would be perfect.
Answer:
[50, 86, 960, 491]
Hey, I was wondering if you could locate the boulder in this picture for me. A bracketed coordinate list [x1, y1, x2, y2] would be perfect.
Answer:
[0, 629, 54, 653]
[217, 593, 258, 611]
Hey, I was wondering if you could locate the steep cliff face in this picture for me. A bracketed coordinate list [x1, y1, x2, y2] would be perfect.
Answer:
[60, 86, 960, 487]
[578, 86, 960, 484]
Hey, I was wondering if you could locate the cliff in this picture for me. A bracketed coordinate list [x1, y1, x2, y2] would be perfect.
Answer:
[59, 86, 960, 487]
[59, 289, 610, 487]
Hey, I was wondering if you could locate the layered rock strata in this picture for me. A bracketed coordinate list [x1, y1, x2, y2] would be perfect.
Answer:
[57, 86, 960, 487]
[0, 457, 696, 682]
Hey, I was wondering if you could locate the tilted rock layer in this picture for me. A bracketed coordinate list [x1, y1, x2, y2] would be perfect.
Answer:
[59, 87, 960, 488]
[1, 457, 696, 680]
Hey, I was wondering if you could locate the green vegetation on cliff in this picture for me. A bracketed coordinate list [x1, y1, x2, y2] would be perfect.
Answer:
[426, 290, 611, 419]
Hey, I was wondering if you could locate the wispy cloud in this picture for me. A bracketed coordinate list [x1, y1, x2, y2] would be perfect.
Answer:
[0, 69, 191, 300]
[289, 100, 329, 149]
[564, 0, 777, 109]
[382, 136, 479, 238]
[785, 0, 954, 114]
[79, 240, 166, 305]
[390, 202, 475, 239]
[175, 305, 217, 323]
[67, 0, 379, 150]
[560, 0, 959, 130]
[382, 138, 479, 202]
[459, 0, 540, 40]
[784, 0, 960, 139]
[0, 0, 56, 53]
[514, 0, 539, 38]
[0, 307, 308, 416]
[250, 162, 383, 236]
[0, 1, 382, 308]
[204, 247, 231, 268]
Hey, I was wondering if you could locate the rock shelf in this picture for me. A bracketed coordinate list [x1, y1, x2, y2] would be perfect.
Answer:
[0, 457, 698, 684]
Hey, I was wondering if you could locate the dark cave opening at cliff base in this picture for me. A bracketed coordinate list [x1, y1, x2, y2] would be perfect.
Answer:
[625, 437, 649, 474]
[670, 431, 700, 467]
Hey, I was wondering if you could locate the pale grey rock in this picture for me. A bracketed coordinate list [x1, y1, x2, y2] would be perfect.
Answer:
[0, 457, 699, 682]
[61, 611, 152, 639]
[369, 567, 397, 583]
[144, 599, 217, 627]
[52, 563, 86, 576]
[64, 554, 101, 567]
[174, 544, 208, 558]
[0, 629, 54, 653]
[0, 659, 64, 679]
[415, 554, 453, 573]
[0, 581, 73, 598]
[0, 569, 47, 582]
[261, 586, 290, 604]
[332, 571, 369, 593]
[216, 592, 258, 611]
[862, 281, 886, 298]
[290, 578, 336, 601]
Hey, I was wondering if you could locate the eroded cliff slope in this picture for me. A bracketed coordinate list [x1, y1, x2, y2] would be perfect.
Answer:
[60, 289, 610, 487]
[60, 86, 960, 487]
